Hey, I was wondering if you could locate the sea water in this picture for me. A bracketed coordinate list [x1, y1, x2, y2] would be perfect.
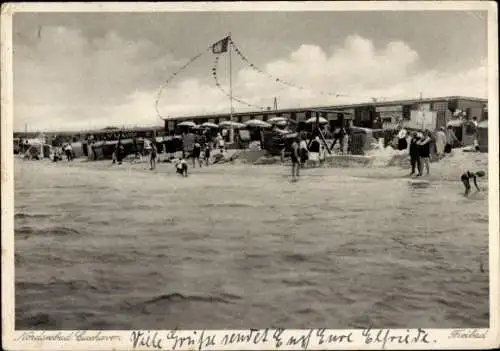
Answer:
[13, 153, 489, 329]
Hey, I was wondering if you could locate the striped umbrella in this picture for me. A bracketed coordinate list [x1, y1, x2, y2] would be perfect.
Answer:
[219, 121, 246, 129]
[305, 116, 328, 124]
[177, 121, 197, 128]
[201, 122, 218, 129]
[245, 119, 272, 128]
[267, 117, 288, 124]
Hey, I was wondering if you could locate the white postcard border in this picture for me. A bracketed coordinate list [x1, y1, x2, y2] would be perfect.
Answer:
[1, 2, 499, 350]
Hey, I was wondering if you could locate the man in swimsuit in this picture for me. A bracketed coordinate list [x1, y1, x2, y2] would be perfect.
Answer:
[150, 142, 157, 170]
[192, 141, 202, 168]
[204, 144, 211, 166]
[461, 170, 485, 196]
[291, 137, 300, 181]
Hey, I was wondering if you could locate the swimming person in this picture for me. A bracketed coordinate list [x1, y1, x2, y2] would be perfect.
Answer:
[461, 170, 485, 196]
[291, 137, 300, 180]
[175, 158, 188, 177]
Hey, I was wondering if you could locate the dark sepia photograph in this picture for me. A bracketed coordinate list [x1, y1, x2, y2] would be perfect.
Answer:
[10, 8, 491, 331]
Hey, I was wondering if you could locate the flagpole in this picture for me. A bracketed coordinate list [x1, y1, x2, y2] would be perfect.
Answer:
[228, 33, 234, 144]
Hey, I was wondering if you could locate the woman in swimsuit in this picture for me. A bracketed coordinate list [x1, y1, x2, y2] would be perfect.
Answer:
[150, 143, 157, 170]
[461, 170, 485, 196]
[417, 130, 432, 176]
[290, 137, 300, 180]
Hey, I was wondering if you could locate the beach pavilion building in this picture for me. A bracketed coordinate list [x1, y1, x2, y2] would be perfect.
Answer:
[162, 95, 487, 134]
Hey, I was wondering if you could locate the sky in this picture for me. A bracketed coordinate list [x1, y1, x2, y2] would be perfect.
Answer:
[12, 9, 488, 131]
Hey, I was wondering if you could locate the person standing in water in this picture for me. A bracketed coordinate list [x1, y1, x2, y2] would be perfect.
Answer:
[409, 132, 421, 176]
[461, 170, 485, 196]
[418, 130, 432, 176]
[150, 142, 157, 170]
[115, 140, 124, 165]
[192, 140, 202, 168]
[290, 137, 300, 181]
[203, 144, 211, 166]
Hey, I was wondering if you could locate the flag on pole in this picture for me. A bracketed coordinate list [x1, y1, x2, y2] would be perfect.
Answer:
[212, 36, 230, 54]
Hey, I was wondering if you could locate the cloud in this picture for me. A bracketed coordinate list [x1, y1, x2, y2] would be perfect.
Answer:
[13, 30, 487, 131]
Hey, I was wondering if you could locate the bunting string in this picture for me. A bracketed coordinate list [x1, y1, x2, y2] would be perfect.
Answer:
[229, 38, 350, 99]
[155, 36, 392, 120]
[211, 55, 267, 111]
[155, 45, 214, 119]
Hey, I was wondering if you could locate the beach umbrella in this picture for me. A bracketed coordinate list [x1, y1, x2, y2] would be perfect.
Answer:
[305, 116, 328, 124]
[245, 119, 272, 128]
[219, 120, 246, 129]
[268, 116, 288, 124]
[201, 122, 218, 129]
[177, 121, 197, 128]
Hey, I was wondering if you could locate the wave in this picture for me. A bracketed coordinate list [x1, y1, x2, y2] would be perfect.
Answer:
[144, 292, 235, 305]
[123, 292, 242, 313]
[15, 212, 51, 219]
[281, 253, 309, 263]
[15, 225, 83, 238]
[200, 202, 260, 209]
[17, 279, 99, 293]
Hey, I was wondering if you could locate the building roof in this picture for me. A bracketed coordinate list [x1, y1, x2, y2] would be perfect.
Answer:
[161, 95, 487, 121]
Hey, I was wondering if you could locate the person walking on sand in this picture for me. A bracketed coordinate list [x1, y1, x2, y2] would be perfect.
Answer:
[290, 137, 300, 181]
[435, 127, 447, 156]
[445, 125, 458, 154]
[397, 125, 408, 151]
[299, 136, 309, 168]
[417, 130, 432, 176]
[216, 132, 225, 153]
[309, 136, 321, 167]
[143, 137, 152, 159]
[64, 143, 73, 161]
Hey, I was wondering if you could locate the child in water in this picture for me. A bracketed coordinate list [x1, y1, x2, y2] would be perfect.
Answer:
[175, 158, 188, 177]
[461, 170, 485, 196]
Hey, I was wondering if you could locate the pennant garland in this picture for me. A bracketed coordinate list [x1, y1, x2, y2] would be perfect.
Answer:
[229, 38, 348, 99]
[155, 46, 213, 118]
[212, 55, 267, 111]
[155, 36, 391, 119]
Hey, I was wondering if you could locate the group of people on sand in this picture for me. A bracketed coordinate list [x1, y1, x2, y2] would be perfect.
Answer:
[396, 124, 461, 177]
[288, 134, 324, 181]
